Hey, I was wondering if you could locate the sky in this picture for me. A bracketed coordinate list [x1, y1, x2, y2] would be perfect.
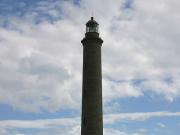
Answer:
[0, 0, 180, 134]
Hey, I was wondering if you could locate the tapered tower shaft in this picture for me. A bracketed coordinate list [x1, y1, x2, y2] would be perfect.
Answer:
[81, 17, 103, 135]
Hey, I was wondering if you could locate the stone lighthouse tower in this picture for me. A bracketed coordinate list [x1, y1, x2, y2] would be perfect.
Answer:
[81, 17, 103, 135]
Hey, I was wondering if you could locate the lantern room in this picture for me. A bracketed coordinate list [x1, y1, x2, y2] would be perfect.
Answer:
[86, 17, 99, 33]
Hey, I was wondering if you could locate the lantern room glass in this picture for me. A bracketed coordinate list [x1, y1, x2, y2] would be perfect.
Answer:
[86, 25, 99, 33]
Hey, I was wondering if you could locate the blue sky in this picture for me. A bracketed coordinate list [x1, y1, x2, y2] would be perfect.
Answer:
[0, 0, 180, 135]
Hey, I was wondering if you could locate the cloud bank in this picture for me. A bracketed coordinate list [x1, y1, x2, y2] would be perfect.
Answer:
[0, 0, 180, 113]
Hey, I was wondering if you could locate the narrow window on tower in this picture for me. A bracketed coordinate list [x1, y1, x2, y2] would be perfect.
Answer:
[84, 62, 87, 69]
[83, 88, 86, 98]
[83, 117, 86, 128]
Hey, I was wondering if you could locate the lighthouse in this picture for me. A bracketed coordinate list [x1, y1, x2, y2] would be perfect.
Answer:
[81, 17, 103, 135]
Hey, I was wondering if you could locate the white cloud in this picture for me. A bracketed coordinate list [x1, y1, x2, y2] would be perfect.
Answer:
[0, 118, 79, 129]
[156, 123, 166, 128]
[104, 128, 144, 135]
[104, 111, 180, 124]
[138, 129, 147, 133]
[0, 15, 82, 112]
[140, 76, 180, 102]
[103, 78, 142, 102]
